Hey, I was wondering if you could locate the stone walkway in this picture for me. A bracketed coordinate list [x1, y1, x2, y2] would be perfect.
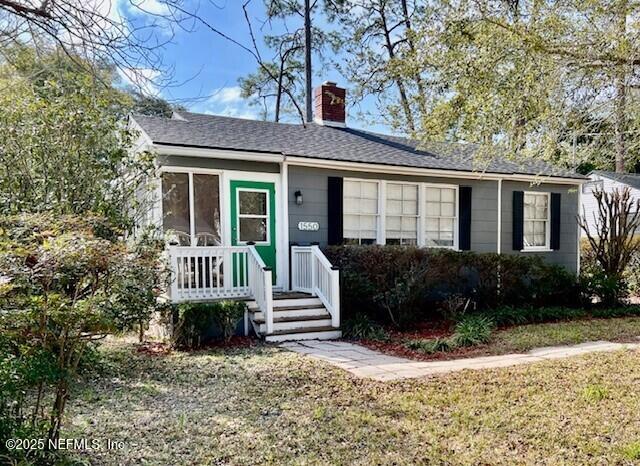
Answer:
[281, 339, 640, 381]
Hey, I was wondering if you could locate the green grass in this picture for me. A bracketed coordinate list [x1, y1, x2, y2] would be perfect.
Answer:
[492, 317, 640, 353]
[403, 316, 640, 358]
[63, 337, 640, 465]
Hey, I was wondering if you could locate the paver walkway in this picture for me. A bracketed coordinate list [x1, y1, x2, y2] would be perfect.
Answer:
[281, 339, 640, 381]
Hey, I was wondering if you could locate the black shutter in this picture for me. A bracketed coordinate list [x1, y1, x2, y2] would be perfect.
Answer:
[550, 193, 561, 250]
[327, 177, 343, 245]
[512, 191, 524, 251]
[459, 186, 472, 250]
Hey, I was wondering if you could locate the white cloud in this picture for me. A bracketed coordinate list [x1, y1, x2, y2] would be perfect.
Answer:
[191, 87, 258, 120]
[209, 86, 243, 104]
[123, 0, 171, 16]
[118, 67, 162, 95]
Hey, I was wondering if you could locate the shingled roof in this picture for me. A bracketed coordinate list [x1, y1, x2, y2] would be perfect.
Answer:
[132, 112, 585, 180]
[590, 171, 640, 190]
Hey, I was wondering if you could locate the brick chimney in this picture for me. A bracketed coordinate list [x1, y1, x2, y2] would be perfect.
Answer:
[314, 81, 346, 127]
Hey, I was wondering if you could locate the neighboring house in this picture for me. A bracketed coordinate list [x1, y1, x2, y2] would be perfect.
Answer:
[581, 170, 640, 237]
[130, 81, 585, 341]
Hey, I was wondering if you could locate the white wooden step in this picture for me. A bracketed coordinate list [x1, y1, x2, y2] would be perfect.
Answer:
[265, 329, 342, 342]
[246, 297, 322, 311]
[273, 297, 322, 308]
[252, 307, 328, 321]
[258, 317, 332, 334]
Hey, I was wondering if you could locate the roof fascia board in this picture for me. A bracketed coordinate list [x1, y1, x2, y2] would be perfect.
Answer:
[152, 143, 284, 163]
[285, 156, 585, 185]
[128, 116, 154, 147]
[147, 142, 584, 185]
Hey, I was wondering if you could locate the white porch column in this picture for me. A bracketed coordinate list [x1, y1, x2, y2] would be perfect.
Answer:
[281, 160, 290, 290]
[497, 178, 502, 254]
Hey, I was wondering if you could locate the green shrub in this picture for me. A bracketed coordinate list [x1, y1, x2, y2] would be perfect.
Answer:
[343, 314, 389, 341]
[406, 338, 452, 354]
[451, 315, 494, 347]
[173, 300, 247, 349]
[482, 306, 588, 326]
[0, 214, 162, 452]
[325, 245, 579, 326]
[479, 305, 640, 327]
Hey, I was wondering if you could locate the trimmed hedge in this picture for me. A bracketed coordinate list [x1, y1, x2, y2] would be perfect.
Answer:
[325, 245, 580, 327]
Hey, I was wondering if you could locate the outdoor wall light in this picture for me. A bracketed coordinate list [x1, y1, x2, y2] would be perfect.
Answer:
[294, 190, 303, 205]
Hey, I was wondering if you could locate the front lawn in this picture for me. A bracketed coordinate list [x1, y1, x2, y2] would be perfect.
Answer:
[362, 315, 640, 361]
[65, 338, 640, 465]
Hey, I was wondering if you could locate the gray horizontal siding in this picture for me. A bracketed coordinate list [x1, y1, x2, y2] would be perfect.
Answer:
[157, 155, 280, 173]
[289, 166, 580, 274]
[288, 166, 500, 253]
[501, 181, 579, 273]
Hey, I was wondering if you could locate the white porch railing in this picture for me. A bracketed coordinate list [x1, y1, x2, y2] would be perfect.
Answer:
[168, 246, 273, 332]
[291, 245, 340, 328]
[246, 246, 274, 334]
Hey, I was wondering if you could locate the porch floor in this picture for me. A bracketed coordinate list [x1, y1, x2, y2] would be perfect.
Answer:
[272, 291, 314, 299]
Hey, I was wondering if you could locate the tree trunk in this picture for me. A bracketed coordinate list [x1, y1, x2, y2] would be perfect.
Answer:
[400, 0, 427, 119]
[304, 0, 313, 123]
[275, 70, 283, 122]
[614, 0, 628, 173]
[379, 3, 415, 132]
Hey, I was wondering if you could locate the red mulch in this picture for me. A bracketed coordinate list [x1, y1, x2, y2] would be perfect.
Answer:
[135, 336, 258, 355]
[356, 321, 495, 362]
[202, 335, 258, 349]
[136, 342, 172, 356]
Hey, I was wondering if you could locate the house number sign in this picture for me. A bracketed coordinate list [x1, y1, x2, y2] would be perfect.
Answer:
[298, 221, 319, 231]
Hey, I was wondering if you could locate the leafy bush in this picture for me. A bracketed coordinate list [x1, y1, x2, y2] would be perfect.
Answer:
[105, 236, 168, 341]
[172, 300, 247, 349]
[451, 315, 494, 347]
[342, 314, 389, 341]
[0, 214, 165, 453]
[325, 245, 579, 326]
[480, 305, 640, 327]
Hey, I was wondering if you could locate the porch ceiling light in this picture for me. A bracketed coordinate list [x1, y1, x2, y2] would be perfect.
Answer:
[294, 190, 303, 205]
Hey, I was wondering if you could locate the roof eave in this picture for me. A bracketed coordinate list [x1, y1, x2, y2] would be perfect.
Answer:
[147, 141, 585, 184]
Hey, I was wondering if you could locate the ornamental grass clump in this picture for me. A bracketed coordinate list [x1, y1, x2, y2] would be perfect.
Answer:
[405, 315, 494, 354]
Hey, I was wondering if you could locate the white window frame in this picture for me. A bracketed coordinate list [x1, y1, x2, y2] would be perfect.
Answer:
[235, 187, 271, 245]
[522, 191, 551, 252]
[160, 169, 224, 247]
[422, 183, 459, 250]
[385, 181, 420, 246]
[343, 178, 381, 245]
[342, 178, 460, 250]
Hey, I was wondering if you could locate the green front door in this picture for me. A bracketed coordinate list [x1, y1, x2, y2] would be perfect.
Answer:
[230, 180, 276, 284]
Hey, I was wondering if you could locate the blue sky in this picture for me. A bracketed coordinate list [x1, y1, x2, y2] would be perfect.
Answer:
[117, 0, 389, 133]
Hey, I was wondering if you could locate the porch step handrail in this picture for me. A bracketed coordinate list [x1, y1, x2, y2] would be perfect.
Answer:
[291, 245, 340, 328]
[247, 245, 274, 334]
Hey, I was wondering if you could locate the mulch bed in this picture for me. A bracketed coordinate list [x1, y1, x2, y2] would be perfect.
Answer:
[354, 320, 496, 362]
[135, 336, 259, 355]
[136, 341, 172, 356]
[202, 336, 258, 349]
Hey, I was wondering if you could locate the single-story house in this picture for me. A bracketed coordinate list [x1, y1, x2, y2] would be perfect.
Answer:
[130, 81, 585, 341]
[581, 170, 640, 237]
